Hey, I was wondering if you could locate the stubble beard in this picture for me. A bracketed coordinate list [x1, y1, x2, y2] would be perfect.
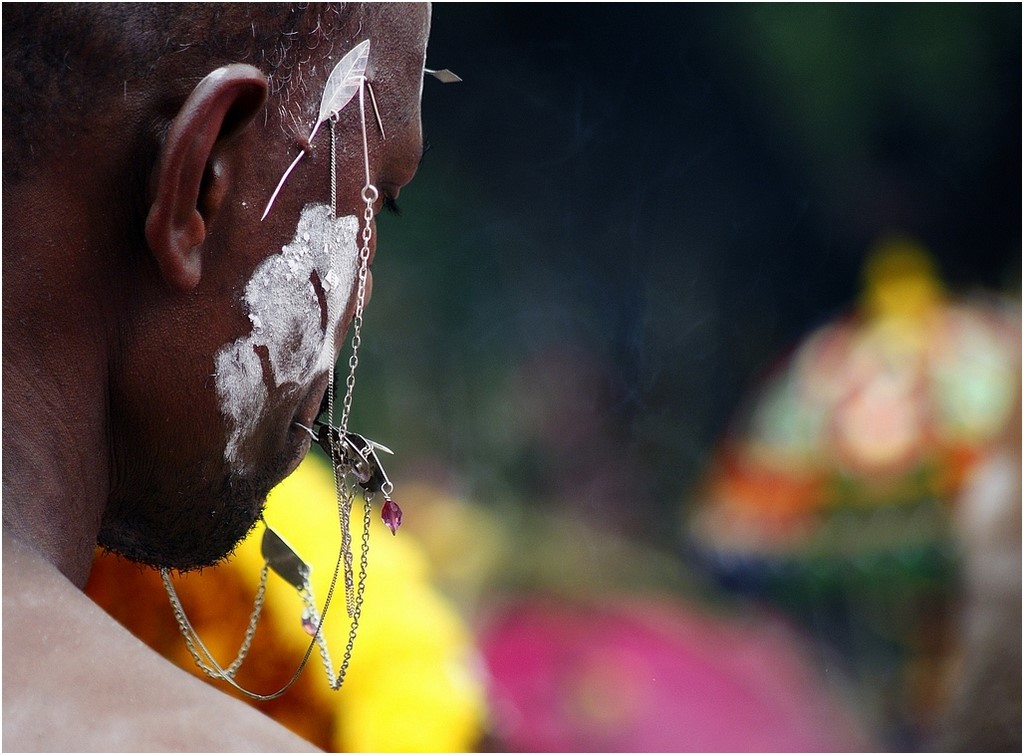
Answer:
[97, 451, 290, 572]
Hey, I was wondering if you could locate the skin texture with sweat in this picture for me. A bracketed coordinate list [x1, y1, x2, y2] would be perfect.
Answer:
[215, 203, 359, 475]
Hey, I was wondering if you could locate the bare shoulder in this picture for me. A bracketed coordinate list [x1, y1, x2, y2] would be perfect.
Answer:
[2, 534, 318, 752]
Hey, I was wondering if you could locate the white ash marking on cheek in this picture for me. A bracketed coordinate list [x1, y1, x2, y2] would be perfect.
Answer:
[214, 203, 360, 473]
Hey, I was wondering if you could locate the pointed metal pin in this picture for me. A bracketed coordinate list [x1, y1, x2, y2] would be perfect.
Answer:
[292, 421, 319, 440]
[425, 68, 462, 84]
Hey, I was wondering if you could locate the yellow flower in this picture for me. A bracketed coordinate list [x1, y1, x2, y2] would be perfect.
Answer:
[231, 454, 488, 752]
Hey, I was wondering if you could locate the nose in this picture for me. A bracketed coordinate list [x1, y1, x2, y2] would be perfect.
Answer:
[375, 118, 422, 211]
[369, 48, 426, 207]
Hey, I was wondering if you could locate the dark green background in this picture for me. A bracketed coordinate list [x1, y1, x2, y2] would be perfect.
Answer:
[346, 3, 1020, 545]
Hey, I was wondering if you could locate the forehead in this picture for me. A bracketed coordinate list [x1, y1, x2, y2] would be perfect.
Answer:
[275, 4, 430, 126]
[248, 4, 429, 224]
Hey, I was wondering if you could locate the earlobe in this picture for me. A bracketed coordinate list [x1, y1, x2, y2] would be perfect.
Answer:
[146, 64, 268, 292]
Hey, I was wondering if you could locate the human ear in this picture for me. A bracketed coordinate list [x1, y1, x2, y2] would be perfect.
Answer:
[145, 64, 268, 292]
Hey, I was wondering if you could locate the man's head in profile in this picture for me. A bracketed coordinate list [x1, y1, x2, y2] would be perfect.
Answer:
[3, 3, 429, 577]
[4, 5, 433, 749]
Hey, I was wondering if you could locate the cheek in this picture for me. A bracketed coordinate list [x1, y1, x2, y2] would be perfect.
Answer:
[213, 204, 360, 473]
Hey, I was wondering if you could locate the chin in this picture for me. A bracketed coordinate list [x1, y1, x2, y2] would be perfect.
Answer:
[98, 460, 285, 573]
[101, 378, 317, 572]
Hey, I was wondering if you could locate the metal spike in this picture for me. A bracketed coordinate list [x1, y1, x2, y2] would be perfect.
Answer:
[425, 68, 462, 84]
[261, 527, 311, 591]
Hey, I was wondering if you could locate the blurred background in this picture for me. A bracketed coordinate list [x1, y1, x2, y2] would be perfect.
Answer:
[88, 4, 1021, 752]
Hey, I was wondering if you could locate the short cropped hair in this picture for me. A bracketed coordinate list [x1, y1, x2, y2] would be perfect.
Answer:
[3, 2, 350, 181]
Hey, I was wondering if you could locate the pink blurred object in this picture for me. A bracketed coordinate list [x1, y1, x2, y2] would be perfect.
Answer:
[481, 597, 871, 752]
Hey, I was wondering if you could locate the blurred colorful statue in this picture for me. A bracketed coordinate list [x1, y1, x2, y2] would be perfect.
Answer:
[685, 236, 1021, 748]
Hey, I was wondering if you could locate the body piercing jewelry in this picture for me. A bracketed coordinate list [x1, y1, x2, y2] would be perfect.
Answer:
[263, 40, 386, 220]
[163, 39, 398, 700]
[164, 42, 460, 701]
[292, 420, 403, 534]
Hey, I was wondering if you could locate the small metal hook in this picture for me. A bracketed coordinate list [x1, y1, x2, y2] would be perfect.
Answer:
[313, 420, 394, 496]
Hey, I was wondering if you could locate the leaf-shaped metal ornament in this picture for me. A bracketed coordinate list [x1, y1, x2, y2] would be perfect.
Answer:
[310, 39, 370, 143]
[262, 40, 372, 221]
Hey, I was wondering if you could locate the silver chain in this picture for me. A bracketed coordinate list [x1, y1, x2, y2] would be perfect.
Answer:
[162, 78, 379, 700]
[317, 109, 378, 689]
[326, 117, 355, 618]
[296, 490, 372, 689]
[161, 564, 269, 685]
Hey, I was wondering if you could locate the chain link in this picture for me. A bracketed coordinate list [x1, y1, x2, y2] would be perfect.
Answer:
[325, 117, 356, 619]
[161, 564, 269, 684]
[317, 170, 377, 688]
[310, 103, 377, 690]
